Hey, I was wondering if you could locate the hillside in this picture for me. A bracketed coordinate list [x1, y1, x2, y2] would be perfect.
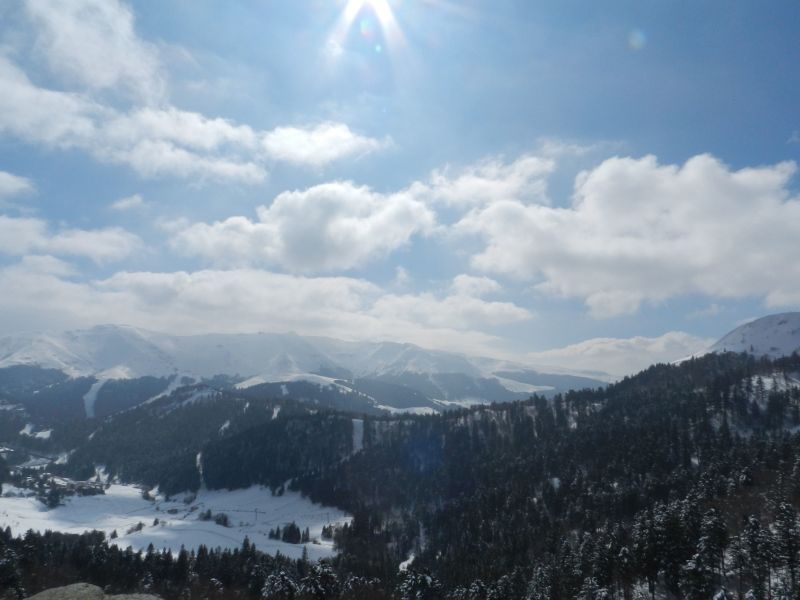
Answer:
[4, 350, 800, 599]
[710, 312, 800, 358]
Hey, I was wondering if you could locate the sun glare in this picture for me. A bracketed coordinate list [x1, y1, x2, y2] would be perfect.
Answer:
[331, 0, 405, 57]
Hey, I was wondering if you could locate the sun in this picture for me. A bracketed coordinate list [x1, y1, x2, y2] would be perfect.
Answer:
[330, 0, 405, 57]
[343, 0, 393, 25]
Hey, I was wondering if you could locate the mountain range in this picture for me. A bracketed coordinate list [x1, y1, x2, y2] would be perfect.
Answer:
[1, 312, 799, 418]
[0, 324, 605, 416]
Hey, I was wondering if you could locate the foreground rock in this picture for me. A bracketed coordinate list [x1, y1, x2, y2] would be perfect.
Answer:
[27, 584, 161, 600]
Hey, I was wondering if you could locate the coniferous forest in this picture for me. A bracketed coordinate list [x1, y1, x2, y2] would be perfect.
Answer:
[3, 352, 800, 599]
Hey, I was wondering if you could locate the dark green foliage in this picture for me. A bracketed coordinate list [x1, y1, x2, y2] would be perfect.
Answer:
[15, 376, 94, 423]
[0, 366, 68, 398]
[93, 376, 173, 417]
[237, 380, 388, 415]
[202, 414, 354, 490]
[63, 387, 300, 494]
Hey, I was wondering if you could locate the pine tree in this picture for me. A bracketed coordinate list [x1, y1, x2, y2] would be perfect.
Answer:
[774, 502, 799, 595]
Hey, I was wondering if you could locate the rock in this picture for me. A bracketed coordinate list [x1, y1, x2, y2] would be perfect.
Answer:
[28, 585, 104, 600]
[26, 584, 161, 600]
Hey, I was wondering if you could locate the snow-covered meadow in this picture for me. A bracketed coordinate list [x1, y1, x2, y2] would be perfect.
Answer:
[0, 483, 350, 560]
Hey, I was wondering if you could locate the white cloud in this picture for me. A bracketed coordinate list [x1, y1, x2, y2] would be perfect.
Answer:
[261, 122, 389, 167]
[413, 154, 554, 207]
[458, 153, 800, 316]
[17, 254, 77, 277]
[450, 274, 502, 297]
[47, 227, 142, 264]
[528, 331, 715, 378]
[104, 108, 258, 152]
[0, 215, 141, 264]
[106, 138, 266, 183]
[110, 193, 146, 211]
[25, 0, 165, 102]
[0, 6, 386, 183]
[0, 216, 47, 255]
[371, 290, 531, 330]
[688, 303, 723, 319]
[0, 56, 105, 150]
[0, 57, 266, 183]
[0, 61, 383, 181]
[0, 266, 527, 356]
[0, 171, 35, 199]
[172, 181, 436, 272]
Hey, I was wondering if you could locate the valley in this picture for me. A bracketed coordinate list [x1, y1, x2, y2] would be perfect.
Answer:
[2, 313, 800, 598]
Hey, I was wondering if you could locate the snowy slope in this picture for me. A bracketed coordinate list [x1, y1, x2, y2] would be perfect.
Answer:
[0, 326, 344, 380]
[0, 325, 176, 378]
[709, 313, 800, 358]
[0, 483, 349, 560]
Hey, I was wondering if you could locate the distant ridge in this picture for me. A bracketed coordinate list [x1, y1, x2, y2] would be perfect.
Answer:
[0, 325, 607, 409]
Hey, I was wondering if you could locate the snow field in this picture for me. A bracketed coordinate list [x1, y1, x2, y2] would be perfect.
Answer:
[0, 483, 351, 560]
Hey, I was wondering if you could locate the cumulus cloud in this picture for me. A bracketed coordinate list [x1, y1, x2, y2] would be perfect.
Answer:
[25, 0, 165, 102]
[261, 123, 390, 167]
[172, 181, 436, 271]
[0, 265, 528, 356]
[528, 331, 715, 378]
[450, 274, 502, 297]
[164, 152, 556, 272]
[0, 215, 141, 263]
[412, 154, 554, 207]
[458, 154, 800, 316]
[0, 171, 35, 199]
[0, 3, 385, 183]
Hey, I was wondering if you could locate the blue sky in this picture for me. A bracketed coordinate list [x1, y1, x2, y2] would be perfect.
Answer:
[0, 0, 798, 375]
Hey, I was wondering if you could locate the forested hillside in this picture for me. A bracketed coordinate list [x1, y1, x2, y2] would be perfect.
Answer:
[4, 352, 800, 599]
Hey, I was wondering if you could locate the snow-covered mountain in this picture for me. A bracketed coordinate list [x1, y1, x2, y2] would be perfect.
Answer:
[0, 325, 607, 412]
[709, 312, 800, 358]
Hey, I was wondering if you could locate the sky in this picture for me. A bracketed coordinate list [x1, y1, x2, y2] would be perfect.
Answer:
[0, 0, 799, 376]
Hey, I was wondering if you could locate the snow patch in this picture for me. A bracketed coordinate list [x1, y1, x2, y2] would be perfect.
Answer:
[83, 379, 107, 418]
[18, 424, 52, 439]
[196, 452, 205, 490]
[493, 376, 553, 394]
[375, 405, 438, 415]
[351, 419, 364, 454]
[144, 375, 189, 405]
[399, 553, 415, 572]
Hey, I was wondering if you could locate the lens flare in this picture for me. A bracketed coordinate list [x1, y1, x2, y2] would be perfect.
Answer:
[329, 0, 406, 59]
[628, 29, 646, 51]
